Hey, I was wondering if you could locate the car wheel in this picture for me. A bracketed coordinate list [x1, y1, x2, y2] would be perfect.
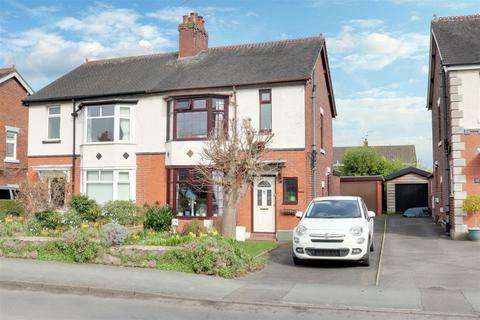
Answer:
[370, 239, 374, 252]
[359, 252, 370, 267]
[292, 254, 303, 266]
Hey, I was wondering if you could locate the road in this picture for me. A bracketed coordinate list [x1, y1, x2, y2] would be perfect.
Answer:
[0, 288, 469, 320]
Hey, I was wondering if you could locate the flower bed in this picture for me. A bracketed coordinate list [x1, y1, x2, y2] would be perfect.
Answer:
[0, 195, 276, 278]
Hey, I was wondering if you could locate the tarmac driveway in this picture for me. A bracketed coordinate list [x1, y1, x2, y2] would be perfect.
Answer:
[242, 215, 386, 287]
[380, 214, 480, 290]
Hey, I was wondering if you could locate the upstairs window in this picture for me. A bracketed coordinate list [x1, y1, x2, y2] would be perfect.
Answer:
[173, 96, 228, 140]
[86, 105, 132, 143]
[47, 106, 61, 140]
[259, 89, 272, 132]
[5, 129, 18, 162]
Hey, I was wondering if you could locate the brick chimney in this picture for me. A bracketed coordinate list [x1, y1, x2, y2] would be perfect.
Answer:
[178, 12, 208, 58]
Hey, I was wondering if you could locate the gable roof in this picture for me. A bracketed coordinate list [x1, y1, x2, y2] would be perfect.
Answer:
[384, 166, 432, 181]
[24, 36, 335, 115]
[333, 145, 417, 165]
[431, 15, 480, 66]
[0, 67, 34, 94]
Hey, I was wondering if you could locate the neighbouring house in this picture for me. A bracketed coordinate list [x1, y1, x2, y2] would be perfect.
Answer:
[427, 14, 480, 239]
[23, 12, 337, 240]
[0, 67, 33, 190]
[333, 139, 417, 171]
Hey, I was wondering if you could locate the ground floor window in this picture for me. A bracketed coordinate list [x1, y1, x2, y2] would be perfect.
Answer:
[84, 169, 134, 203]
[283, 177, 298, 204]
[167, 168, 223, 218]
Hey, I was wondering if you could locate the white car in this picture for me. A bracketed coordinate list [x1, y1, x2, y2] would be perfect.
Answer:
[292, 196, 375, 266]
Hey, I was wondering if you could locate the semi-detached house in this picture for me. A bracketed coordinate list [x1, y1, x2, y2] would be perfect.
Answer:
[427, 14, 480, 239]
[23, 12, 337, 240]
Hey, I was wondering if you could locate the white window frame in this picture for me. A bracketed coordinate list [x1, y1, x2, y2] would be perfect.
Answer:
[83, 169, 135, 203]
[84, 105, 133, 144]
[47, 106, 61, 140]
[4, 127, 19, 163]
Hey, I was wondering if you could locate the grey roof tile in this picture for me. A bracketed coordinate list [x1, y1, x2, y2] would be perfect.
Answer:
[25, 37, 324, 103]
[432, 15, 480, 66]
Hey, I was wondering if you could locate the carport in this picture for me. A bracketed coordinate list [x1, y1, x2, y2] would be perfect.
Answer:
[384, 167, 431, 213]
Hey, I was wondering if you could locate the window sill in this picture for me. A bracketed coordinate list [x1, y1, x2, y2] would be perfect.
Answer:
[81, 142, 135, 146]
[175, 216, 216, 220]
[172, 137, 208, 141]
[4, 159, 19, 163]
[42, 139, 61, 144]
[282, 201, 298, 205]
[259, 129, 272, 135]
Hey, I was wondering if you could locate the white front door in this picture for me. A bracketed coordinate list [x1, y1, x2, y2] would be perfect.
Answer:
[253, 176, 276, 233]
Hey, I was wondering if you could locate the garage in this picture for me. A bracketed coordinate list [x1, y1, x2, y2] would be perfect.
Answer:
[385, 167, 431, 213]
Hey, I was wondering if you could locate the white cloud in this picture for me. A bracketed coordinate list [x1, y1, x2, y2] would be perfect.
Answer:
[0, 4, 174, 89]
[334, 88, 432, 166]
[146, 6, 194, 23]
[327, 21, 429, 71]
[421, 64, 429, 75]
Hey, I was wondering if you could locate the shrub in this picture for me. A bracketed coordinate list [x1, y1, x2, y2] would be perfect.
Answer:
[182, 219, 205, 236]
[181, 237, 259, 278]
[0, 200, 24, 220]
[61, 228, 101, 262]
[61, 209, 82, 228]
[102, 223, 128, 247]
[34, 211, 61, 230]
[143, 205, 172, 231]
[15, 180, 50, 219]
[70, 194, 101, 222]
[102, 201, 140, 226]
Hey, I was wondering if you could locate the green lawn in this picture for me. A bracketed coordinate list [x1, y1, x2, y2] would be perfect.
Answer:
[238, 240, 278, 257]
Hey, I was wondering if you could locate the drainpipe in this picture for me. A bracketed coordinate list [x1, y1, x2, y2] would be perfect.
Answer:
[441, 65, 451, 236]
[71, 99, 86, 195]
[71, 99, 77, 194]
[311, 70, 318, 198]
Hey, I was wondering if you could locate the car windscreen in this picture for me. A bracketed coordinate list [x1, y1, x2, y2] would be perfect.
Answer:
[305, 200, 362, 219]
[0, 189, 11, 199]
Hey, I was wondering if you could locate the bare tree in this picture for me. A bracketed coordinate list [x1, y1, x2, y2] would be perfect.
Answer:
[197, 118, 274, 238]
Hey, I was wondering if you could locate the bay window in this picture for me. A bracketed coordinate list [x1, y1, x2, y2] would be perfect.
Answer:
[86, 105, 132, 143]
[173, 96, 228, 140]
[85, 170, 134, 203]
[167, 168, 223, 218]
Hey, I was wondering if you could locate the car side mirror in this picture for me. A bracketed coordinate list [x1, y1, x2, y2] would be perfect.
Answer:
[295, 211, 303, 219]
[368, 211, 376, 219]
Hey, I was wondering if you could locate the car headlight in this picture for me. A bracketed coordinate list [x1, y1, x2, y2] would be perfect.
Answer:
[295, 225, 307, 236]
[349, 226, 363, 237]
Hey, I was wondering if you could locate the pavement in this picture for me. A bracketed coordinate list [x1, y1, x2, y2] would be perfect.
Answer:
[0, 214, 479, 318]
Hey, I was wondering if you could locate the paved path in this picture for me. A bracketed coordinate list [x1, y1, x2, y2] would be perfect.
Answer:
[1, 288, 467, 320]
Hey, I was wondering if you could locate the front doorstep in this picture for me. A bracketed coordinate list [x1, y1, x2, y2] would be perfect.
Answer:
[248, 232, 276, 241]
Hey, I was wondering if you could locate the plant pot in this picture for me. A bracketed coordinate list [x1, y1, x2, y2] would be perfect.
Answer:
[468, 228, 480, 241]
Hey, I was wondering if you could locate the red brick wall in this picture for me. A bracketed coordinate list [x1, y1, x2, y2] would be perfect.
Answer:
[27, 156, 80, 193]
[429, 44, 448, 223]
[304, 47, 335, 200]
[0, 77, 29, 185]
[136, 153, 167, 206]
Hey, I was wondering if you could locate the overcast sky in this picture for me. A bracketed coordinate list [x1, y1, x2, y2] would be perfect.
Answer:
[2, 0, 480, 167]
